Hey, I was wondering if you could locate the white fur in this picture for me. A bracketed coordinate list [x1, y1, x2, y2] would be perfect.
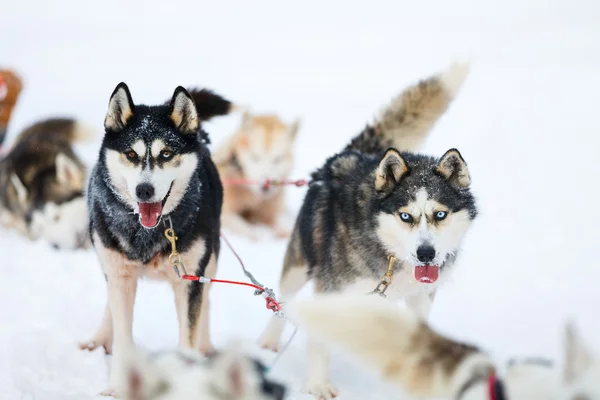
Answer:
[29, 197, 89, 249]
[376, 188, 471, 268]
[116, 344, 279, 400]
[104, 147, 198, 216]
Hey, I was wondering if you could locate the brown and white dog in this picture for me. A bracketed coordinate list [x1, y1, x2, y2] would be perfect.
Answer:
[214, 112, 300, 240]
[0, 69, 24, 149]
[290, 294, 600, 400]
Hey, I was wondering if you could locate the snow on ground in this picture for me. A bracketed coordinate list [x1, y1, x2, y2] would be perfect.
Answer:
[2, 0, 600, 398]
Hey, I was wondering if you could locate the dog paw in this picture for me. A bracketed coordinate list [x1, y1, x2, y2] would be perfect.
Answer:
[304, 381, 339, 399]
[199, 342, 216, 357]
[273, 226, 291, 239]
[79, 337, 112, 355]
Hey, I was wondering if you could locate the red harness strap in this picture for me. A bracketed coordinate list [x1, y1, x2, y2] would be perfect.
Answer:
[487, 374, 506, 400]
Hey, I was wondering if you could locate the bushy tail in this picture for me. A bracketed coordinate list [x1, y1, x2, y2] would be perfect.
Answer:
[287, 294, 494, 398]
[187, 88, 237, 122]
[16, 118, 95, 145]
[344, 63, 470, 155]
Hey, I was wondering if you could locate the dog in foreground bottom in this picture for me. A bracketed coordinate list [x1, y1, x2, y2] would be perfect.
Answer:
[290, 294, 600, 400]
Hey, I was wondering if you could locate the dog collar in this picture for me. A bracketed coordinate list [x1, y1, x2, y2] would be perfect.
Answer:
[488, 374, 506, 400]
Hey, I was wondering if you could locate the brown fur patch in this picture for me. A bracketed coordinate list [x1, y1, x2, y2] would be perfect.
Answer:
[0, 70, 23, 131]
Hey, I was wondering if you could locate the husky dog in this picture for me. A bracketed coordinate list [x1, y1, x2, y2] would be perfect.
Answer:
[116, 344, 286, 400]
[0, 69, 23, 148]
[0, 118, 91, 249]
[81, 83, 233, 396]
[258, 64, 474, 398]
[290, 294, 600, 400]
[214, 112, 300, 240]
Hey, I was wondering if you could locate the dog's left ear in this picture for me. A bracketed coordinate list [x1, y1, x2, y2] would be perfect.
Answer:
[169, 86, 199, 134]
[210, 344, 261, 398]
[564, 321, 593, 384]
[375, 149, 409, 192]
[289, 118, 301, 140]
[436, 148, 471, 189]
[55, 153, 84, 188]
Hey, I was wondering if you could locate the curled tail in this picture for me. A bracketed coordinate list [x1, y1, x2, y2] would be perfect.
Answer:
[345, 63, 470, 155]
[186, 88, 236, 122]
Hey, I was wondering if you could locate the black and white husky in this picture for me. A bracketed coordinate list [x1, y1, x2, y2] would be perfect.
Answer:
[81, 82, 233, 396]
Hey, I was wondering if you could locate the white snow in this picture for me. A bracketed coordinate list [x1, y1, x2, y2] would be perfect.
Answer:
[2, 0, 600, 398]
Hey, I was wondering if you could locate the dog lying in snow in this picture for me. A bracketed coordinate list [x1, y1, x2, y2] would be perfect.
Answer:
[116, 344, 286, 400]
[289, 294, 600, 400]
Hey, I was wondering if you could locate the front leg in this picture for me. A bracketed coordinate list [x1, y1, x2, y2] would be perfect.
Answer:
[104, 262, 138, 395]
[405, 289, 437, 320]
[170, 239, 216, 354]
[304, 337, 339, 399]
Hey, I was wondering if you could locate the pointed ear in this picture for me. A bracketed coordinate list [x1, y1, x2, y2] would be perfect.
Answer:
[10, 173, 27, 205]
[105, 82, 135, 132]
[375, 149, 409, 192]
[564, 321, 593, 384]
[118, 348, 170, 400]
[169, 86, 199, 134]
[289, 118, 301, 140]
[55, 153, 84, 187]
[210, 344, 258, 398]
[436, 148, 471, 189]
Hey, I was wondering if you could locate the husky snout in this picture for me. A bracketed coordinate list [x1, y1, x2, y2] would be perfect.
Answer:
[135, 182, 155, 202]
[416, 245, 436, 263]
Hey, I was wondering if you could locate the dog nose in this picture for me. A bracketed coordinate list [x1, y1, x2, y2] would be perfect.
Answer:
[136, 183, 155, 201]
[416, 245, 436, 263]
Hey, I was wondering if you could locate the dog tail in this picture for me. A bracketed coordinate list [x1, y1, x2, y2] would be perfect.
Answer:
[187, 88, 240, 122]
[287, 294, 495, 398]
[344, 62, 470, 155]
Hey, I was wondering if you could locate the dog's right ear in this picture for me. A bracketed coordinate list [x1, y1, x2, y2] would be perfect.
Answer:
[105, 82, 135, 132]
[375, 148, 409, 192]
[117, 348, 169, 400]
[10, 173, 27, 206]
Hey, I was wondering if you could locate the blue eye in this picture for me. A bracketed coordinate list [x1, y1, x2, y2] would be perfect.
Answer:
[400, 212, 413, 223]
[435, 211, 447, 221]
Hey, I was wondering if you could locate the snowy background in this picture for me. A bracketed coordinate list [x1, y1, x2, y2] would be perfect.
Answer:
[2, 0, 600, 398]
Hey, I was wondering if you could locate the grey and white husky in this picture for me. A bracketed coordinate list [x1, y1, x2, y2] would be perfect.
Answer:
[291, 294, 600, 400]
[258, 63, 476, 398]
[81, 82, 233, 396]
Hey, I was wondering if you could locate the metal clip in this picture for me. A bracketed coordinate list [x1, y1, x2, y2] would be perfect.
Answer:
[369, 255, 396, 298]
[165, 225, 188, 278]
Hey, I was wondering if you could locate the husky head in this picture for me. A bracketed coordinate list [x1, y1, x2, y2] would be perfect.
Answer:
[374, 148, 477, 284]
[1, 152, 89, 249]
[228, 112, 300, 198]
[117, 346, 286, 400]
[102, 83, 205, 229]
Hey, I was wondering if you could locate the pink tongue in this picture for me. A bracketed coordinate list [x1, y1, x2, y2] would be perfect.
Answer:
[415, 265, 439, 284]
[138, 202, 163, 228]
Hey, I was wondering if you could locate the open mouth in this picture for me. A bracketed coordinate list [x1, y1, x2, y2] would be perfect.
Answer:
[414, 264, 439, 284]
[137, 185, 172, 229]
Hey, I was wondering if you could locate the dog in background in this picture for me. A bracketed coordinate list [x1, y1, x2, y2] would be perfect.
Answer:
[0, 118, 91, 249]
[258, 64, 473, 398]
[81, 83, 233, 396]
[290, 294, 600, 400]
[116, 343, 286, 400]
[213, 112, 300, 240]
[0, 69, 24, 149]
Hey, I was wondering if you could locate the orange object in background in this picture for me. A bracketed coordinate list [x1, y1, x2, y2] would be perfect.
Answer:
[0, 69, 23, 147]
